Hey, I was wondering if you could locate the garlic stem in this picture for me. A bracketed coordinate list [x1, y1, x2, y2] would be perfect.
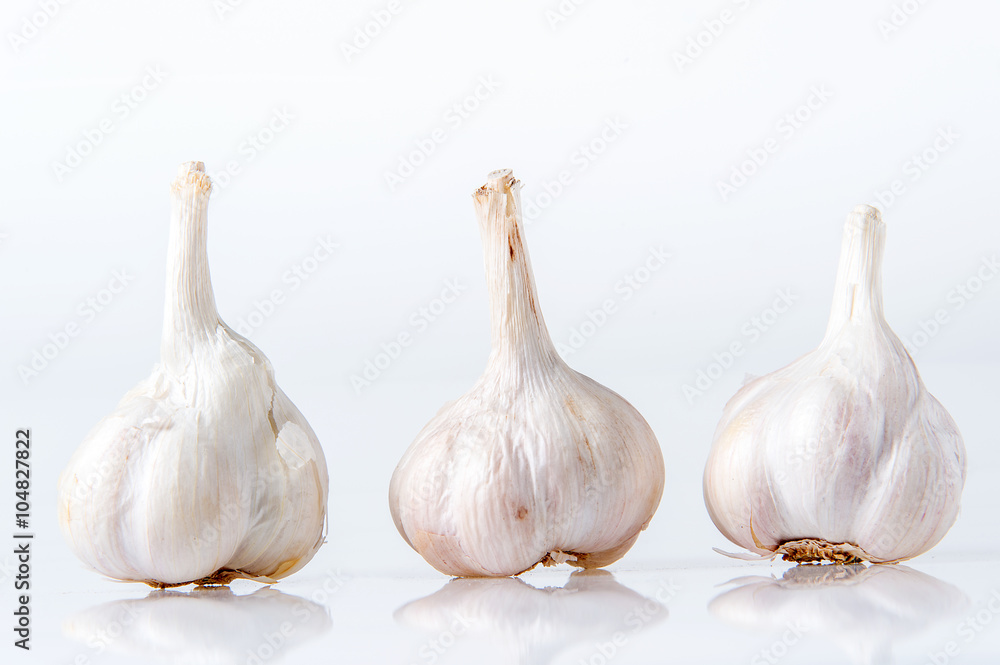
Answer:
[824, 204, 885, 339]
[162, 162, 219, 366]
[473, 169, 559, 372]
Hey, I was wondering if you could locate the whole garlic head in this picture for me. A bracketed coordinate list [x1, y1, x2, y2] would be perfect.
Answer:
[703, 205, 966, 564]
[389, 169, 664, 577]
[57, 162, 329, 587]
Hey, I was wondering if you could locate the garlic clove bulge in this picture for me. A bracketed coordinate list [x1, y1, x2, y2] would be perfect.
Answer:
[703, 205, 966, 564]
[389, 169, 665, 577]
[57, 162, 329, 587]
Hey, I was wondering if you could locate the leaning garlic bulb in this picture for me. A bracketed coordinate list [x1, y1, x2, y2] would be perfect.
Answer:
[58, 162, 328, 587]
[389, 169, 664, 577]
[704, 205, 966, 563]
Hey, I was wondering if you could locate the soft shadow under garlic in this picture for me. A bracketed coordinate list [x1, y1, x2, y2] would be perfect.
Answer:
[62, 586, 331, 664]
[395, 570, 667, 665]
[709, 564, 968, 665]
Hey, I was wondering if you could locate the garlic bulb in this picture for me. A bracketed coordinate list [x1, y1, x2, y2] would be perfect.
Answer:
[58, 162, 328, 587]
[389, 169, 664, 577]
[703, 205, 966, 563]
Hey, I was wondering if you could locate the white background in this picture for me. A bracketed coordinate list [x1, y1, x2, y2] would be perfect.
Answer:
[2, 0, 1000, 663]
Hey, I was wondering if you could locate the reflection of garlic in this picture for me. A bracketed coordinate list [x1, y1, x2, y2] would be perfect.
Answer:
[63, 586, 331, 665]
[704, 205, 966, 563]
[709, 565, 968, 665]
[396, 571, 666, 665]
[58, 162, 328, 587]
[389, 169, 664, 577]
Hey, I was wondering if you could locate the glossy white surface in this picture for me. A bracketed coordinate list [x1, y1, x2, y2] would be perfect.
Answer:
[30, 558, 1000, 664]
[2, 0, 998, 662]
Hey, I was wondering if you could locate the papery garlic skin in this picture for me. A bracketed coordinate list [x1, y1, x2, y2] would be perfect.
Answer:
[704, 205, 966, 564]
[389, 170, 664, 577]
[57, 162, 328, 587]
